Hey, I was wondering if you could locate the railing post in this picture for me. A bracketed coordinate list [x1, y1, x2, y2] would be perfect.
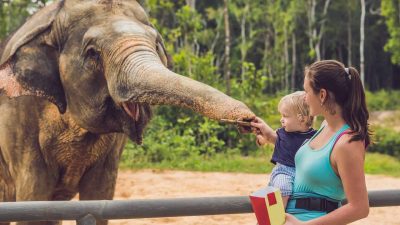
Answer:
[77, 214, 96, 225]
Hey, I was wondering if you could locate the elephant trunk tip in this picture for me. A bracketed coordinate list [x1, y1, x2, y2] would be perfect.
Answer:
[204, 100, 256, 122]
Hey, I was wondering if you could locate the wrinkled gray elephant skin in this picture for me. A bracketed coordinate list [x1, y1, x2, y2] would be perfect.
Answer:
[0, 1, 255, 224]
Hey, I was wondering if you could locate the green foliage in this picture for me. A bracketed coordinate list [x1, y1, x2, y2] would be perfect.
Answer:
[369, 126, 400, 158]
[121, 146, 400, 177]
[381, 0, 400, 65]
[0, 0, 50, 39]
[364, 153, 400, 177]
[366, 90, 400, 111]
[230, 62, 267, 99]
[120, 142, 275, 174]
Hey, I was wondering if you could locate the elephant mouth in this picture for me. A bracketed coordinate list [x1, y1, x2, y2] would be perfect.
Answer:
[121, 101, 152, 144]
[122, 102, 141, 121]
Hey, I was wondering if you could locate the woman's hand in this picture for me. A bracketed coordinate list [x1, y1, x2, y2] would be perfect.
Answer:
[284, 213, 305, 225]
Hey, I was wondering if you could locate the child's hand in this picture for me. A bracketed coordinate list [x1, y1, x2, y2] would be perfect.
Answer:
[251, 117, 277, 144]
[251, 117, 270, 136]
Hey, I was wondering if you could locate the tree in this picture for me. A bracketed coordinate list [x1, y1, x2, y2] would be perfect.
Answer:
[381, 0, 400, 65]
[0, 0, 49, 40]
[223, 0, 231, 95]
[306, 0, 331, 61]
[360, 0, 366, 85]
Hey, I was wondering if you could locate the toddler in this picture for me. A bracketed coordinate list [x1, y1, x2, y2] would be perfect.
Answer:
[251, 91, 316, 207]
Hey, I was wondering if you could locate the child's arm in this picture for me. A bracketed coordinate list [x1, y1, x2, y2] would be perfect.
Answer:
[251, 117, 277, 145]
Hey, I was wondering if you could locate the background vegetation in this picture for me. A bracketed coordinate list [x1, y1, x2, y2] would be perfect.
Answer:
[1, 0, 400, 176]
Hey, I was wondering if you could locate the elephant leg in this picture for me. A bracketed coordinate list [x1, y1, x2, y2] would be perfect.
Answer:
[0, 148, 15, 225]
[14, 184, 60, 225]
[12, 155, 59, 225]
[78, 148, 122, 225]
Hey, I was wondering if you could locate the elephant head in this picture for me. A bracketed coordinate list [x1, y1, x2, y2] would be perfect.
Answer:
[0, 0, 255, 144]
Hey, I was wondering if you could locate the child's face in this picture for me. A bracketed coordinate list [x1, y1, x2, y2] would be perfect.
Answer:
[279, 104, 305, 132]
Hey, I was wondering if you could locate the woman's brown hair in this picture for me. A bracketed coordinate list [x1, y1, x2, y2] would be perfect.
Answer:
[305, 60, 371, 147]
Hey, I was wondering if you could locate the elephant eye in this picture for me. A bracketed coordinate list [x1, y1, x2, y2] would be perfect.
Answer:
[83, 48, 102, 71]
[86, 48, 100, 61]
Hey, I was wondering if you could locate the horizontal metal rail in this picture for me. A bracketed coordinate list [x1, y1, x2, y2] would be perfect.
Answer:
[0, 189, 399, 223]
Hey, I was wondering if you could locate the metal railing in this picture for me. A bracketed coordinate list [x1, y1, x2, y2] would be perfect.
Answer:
[0, 190, 399, 224]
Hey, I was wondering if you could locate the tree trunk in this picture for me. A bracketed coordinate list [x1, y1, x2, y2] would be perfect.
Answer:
[291, 33, 297, 91]
[185, 0, 196, 10]
[263, 32, 272, 92]
[223, 0, 231, 95]
[284, 25, 289, 91]
[315, 0, 331, 61]
[307, 0, 316, 59]
[223, 0, 232, 147]
[240, 3, 248, 81]
[360, 0, 365, 86]
[347, 6, 352, 66]
[307, 0, 331, 61]
[185, 0, 197, 75]
[210, 10, 222, 54]
[6, 1, 11, 35]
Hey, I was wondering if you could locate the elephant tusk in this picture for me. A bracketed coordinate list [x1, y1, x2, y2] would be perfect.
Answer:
[121, 102, 141, 122]
[135, 103, 140, 121]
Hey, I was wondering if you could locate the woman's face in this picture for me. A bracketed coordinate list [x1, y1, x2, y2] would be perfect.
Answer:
[303, 77, 322, 117]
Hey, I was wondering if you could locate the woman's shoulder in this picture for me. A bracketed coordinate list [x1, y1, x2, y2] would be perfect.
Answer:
[331, 133, 366, 173]
[333, 132, 365, 155]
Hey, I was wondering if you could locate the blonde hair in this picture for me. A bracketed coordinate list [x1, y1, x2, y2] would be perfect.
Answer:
[278, 91, 314, 127]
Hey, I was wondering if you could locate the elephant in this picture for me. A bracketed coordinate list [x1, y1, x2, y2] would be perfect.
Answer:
[0, 0, 255, 224]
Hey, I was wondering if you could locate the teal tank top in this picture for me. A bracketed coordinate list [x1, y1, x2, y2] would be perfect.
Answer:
[286, 124, 350, 221]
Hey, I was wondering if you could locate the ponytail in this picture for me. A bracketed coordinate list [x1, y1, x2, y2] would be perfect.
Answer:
[344, 67, 371, 147]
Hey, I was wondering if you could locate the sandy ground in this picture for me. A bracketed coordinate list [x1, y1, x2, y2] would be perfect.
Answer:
[62, 170, 400, 225]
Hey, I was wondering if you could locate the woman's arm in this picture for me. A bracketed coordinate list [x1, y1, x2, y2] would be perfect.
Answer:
[250, 117, 277, 145]
[285, 135, 369, 225]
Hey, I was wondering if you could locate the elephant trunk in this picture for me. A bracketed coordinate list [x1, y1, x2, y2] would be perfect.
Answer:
[107, 51, 255, 121]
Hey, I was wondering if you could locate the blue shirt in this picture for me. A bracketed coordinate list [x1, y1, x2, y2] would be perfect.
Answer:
[271, 128, 317, 167]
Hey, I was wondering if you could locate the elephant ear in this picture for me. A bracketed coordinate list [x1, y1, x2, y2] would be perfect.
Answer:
[155, 32, 173, 70]
[0, 1, 63, 65]
[0, 1, 67, 113]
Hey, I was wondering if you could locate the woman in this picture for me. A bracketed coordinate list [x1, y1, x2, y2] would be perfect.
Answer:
[252, 60, 370, 224]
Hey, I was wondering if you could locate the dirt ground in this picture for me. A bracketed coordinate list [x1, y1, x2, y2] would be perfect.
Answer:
[63, 170, 400, 225]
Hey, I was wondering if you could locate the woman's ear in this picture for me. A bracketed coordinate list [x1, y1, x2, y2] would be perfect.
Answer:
[319, 88, 327, 104]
